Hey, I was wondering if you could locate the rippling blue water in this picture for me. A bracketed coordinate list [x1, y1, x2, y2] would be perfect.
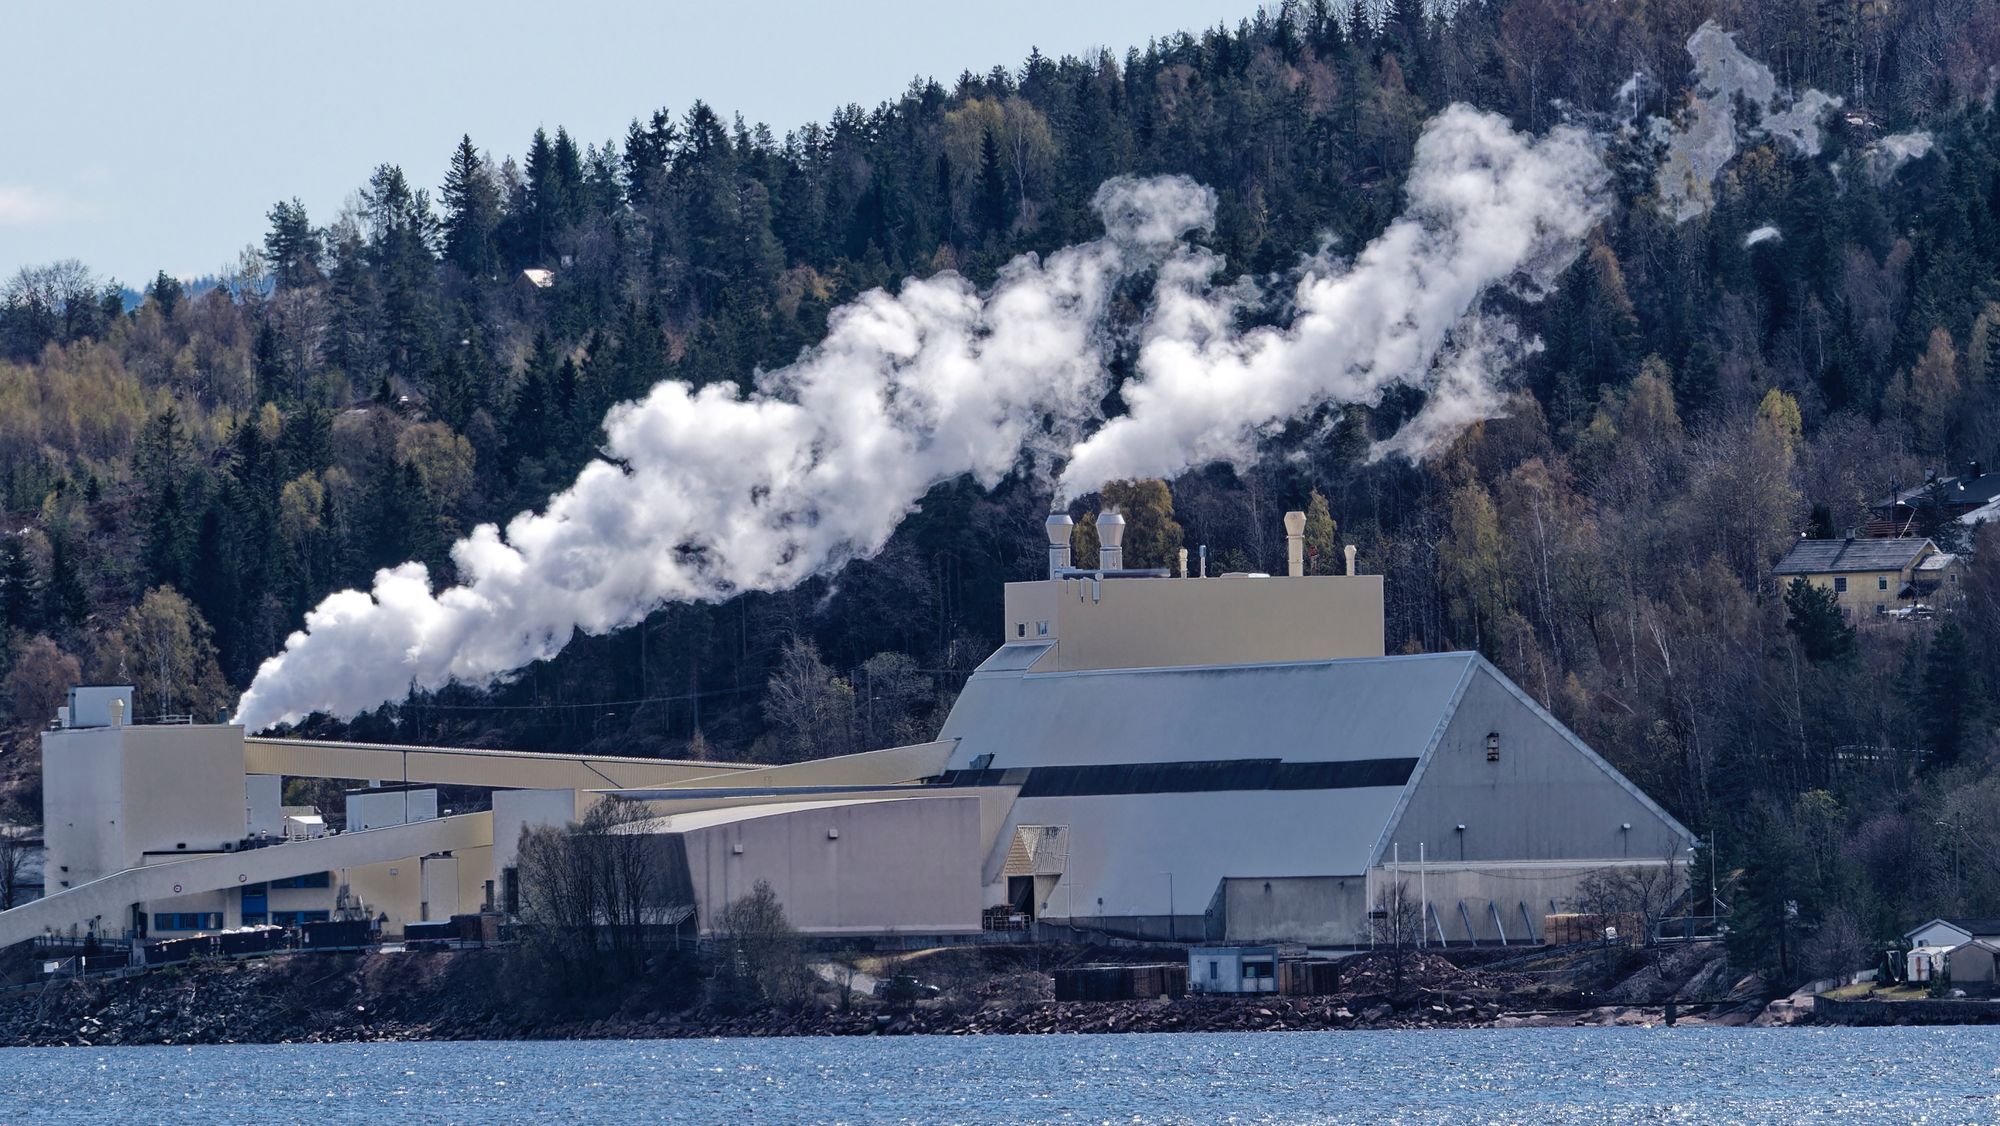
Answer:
[2, 1027, 1997, 1123]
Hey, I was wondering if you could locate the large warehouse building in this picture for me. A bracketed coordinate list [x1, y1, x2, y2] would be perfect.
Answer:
[1, 510, 1691, 951]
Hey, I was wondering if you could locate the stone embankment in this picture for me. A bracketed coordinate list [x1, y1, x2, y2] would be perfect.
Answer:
[0, 944, 1760, 1047]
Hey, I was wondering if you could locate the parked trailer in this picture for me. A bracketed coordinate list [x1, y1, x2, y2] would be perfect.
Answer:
[403, 921, 457, 943]
[1054, 963, 1188, 1002]
[1278, 960, 1342, 997]
[299, 919, 372, 950]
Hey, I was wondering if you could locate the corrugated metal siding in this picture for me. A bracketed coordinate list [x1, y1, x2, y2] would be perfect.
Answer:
[940, 652, 1477, 772]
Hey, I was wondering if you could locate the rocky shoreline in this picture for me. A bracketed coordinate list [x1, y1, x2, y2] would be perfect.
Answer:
[0, 945, 1791, 1048]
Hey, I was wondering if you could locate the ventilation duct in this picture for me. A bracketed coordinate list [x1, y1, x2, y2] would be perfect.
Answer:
[1096, 511, 1125, 571]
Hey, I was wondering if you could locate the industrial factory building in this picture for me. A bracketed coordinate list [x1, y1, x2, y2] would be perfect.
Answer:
[1, 511, 1691, 953]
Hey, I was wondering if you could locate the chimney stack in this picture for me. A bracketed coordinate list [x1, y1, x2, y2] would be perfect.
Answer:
[1177, 547, 1188, 578]
[1284, 511, 1306, 577]
[1096, 511, 1125, 571]
[109, 697, 125, 729]
[1344, 544, 1358, 575]
[1045, 513, 1073, 578]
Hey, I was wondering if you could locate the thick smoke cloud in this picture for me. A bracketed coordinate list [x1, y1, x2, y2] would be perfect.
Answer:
[1058, 105, 1608, 492]
[235, 105, 1611, 732]
[233, 178, 1215, 731]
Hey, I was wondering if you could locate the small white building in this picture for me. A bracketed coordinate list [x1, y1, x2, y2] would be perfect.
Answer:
[346, 786, 439, 831]
[1905, 917, 2000, 950]
[1189, 945, 1279, 994]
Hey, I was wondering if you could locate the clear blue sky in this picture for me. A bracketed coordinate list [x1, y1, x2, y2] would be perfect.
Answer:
[0, 0, 1255, 285]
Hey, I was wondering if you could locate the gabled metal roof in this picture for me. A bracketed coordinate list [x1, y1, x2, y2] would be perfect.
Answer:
[942, 652, 1480, 770]
[1773, 537, 1932, 576]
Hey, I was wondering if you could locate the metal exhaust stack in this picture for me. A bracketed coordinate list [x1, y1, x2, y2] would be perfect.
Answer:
[1345, 544, 1358, 575]
[1284, 511, 1306, 577]
[1045, 513, 1074, 578]
[1096, 511, 1125, 571]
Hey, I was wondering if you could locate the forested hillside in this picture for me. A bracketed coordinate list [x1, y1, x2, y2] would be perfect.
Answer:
[5, 0, 2000, 979]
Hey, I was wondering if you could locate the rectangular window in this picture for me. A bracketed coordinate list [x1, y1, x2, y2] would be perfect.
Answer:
[269, 872, 331, 889]
[1036, 621, 1049, 637]
[152, 912, 222, 931]
[1833, 576, 1847, 593]
[1209, 960, 1218, 980]
[242, 913, 268, 926]
[1878, 576, 1889, 591]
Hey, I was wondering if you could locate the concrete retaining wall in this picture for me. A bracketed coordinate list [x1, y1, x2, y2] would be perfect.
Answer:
[1816, 997, 2000, 1025]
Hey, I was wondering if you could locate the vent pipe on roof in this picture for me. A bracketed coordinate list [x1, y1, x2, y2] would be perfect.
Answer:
[1284, 511, 1306, 577]
[1345, 544, 1358, 576]
[1177, 547, 1188, 578]
[1096, 511, 1125, 571]
[1045, 513, 1073, 578]
[109, 697, 124, 729]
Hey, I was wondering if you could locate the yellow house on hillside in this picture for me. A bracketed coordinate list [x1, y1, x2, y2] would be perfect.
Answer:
[1772, 536, 1960, 618]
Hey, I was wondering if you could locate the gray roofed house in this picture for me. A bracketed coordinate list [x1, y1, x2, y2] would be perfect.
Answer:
[1772, 537, 1935, 576]
[1772, 536, 1955, 618]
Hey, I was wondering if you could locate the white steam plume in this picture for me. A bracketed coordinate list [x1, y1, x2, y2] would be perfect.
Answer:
[1864, 132, 1935, 183]
[1656, 21, 1841, 222]
[233, 177, 1215, 732]
[1057, 105, 1609, 493]
[237, 105, 1613, 731]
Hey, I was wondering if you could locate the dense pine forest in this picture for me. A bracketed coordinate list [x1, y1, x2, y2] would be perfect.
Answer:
[5, 0, 2000, 980]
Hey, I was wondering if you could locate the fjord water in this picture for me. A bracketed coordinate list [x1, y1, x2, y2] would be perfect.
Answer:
[1, 1027, 1992, 1123]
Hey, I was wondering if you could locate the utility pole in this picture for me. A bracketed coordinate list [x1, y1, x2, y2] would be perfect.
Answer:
[1164, 871, 1175, 941]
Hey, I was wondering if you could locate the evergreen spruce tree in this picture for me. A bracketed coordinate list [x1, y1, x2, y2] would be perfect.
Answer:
[441, 135, 501, 278]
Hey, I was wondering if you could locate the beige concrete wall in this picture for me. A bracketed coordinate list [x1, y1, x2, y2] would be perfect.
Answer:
[1365, 859, 1683, 944]
[1799, 569, 1911, 616]
[680, 798, 982, 936]
[491, 789, 588, 875]
[421, 855, 460, 921]
[0, 812, 490, 946]
[1003, 574, 1385, 672]
[43, 725, 246, 890]
[1221, 876, 1368, 945]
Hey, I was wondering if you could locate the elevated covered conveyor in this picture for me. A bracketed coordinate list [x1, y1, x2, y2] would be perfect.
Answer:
[245, 737, 753, 789]
[0, 813, 491, 948]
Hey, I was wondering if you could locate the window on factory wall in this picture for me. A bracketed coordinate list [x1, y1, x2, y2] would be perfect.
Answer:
[1037, 621, 1049, 636]
[153, 912, 222, 931]
[268, 910, 332, 927]
[269, 872, 332, 889]
[1878, 576, 1889, 591]
[1834, 576, 1848, 592]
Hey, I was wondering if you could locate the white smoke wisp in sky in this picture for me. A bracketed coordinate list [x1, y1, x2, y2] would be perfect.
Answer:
[237, 106, 1616, 731]
[1744, 225, 1782, 248]
[1865, 132, 1935, 183]
[232, 176, 1216, 732]
[1656, 21, 1842, 222]
[1057, 105, 1610, 493]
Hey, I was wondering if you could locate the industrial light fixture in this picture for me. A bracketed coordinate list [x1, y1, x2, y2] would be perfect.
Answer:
[1455, 824, 1466, 832]
[826, 828, 840, 840]
[1620, 823, 1632, 831]
[1485, 733, 1501, 762]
